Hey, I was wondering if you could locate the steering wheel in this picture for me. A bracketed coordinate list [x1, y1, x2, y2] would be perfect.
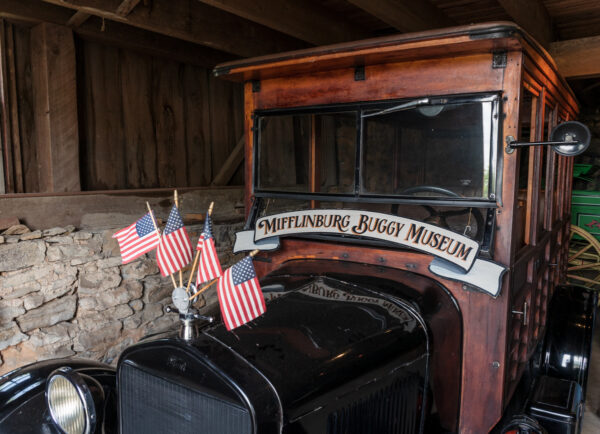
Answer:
[398, 185, 485, 240]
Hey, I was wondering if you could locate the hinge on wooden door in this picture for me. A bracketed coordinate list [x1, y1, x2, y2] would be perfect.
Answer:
[492, 51, 507, 69]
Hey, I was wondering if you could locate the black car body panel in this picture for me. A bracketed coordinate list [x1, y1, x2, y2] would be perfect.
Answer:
[116, 272, 431, 434]
[0, 359, 116, 434]
[542, 285, 598, 396]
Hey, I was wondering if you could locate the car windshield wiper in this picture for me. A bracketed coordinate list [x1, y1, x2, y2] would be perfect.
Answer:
[361, 97, 448, 118]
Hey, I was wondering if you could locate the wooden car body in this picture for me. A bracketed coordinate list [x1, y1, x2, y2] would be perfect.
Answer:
[216, 22, 595, 433]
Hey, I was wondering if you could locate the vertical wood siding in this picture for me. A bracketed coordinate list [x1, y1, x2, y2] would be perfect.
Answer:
[1, 22, 244, 193]
[78, 39, 243, 191]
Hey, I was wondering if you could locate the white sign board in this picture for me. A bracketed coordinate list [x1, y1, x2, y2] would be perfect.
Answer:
[255, 209, 479, 271]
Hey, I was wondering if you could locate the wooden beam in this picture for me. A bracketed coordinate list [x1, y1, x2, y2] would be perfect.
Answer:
[0, 0, 234, 67]
[550, 35, 600, 79]
[31, 23, 80, 192]
[66, 10, 91, 27]
[196, 0, 368, 45]
[4, 21, 23, 192]
[211, 136, 244, 186]
[116, 0, 141, 16]
[0, 20, 9, 194]
[40, 0, 306, 57]
[346, 0, 454, 33]
[78, 16, 235, 67]
[497, 0, 553, 47]
[0, 187, 244, 230]
[0, 19, 19, 193]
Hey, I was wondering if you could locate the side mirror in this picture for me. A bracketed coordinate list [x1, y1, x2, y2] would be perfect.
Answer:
[505, 121, 591, 157]
[550, 121, 591, 156]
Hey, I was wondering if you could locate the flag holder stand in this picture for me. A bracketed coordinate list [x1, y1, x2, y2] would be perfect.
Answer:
[165, 305, 214, 341]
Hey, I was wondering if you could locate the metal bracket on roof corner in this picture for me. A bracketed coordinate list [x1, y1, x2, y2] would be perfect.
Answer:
[492, 51, 507, 69]
[354, 65, 365, 81]
[252, 80, 261, 93]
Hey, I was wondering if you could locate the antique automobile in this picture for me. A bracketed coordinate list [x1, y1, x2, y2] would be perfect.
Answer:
[0, 22, 597, 434]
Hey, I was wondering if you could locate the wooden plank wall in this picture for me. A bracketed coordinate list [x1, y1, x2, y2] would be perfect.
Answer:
[0, 21, 37, 194]
[78, 39, 244, 191]
[0, 21, 244, 193]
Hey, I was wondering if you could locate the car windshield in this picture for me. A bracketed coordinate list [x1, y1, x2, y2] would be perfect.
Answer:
[255, 94, 499, 201]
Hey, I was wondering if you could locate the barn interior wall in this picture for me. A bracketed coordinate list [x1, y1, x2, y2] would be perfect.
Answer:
[78, 38, 244, 190]
[1, 19, 244, 195]
[0, 19, 246, 374]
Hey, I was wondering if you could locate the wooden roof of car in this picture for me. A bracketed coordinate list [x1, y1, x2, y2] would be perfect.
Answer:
[214, 22, 570, 92]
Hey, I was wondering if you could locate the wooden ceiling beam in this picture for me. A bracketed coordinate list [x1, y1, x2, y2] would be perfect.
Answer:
[40, 0, 306, 57]
[346, 0, 454, 33]
[550, 35, 600, 79]
[496, 0, 553, 47]
[195, 0, 369, 46]
[0, 0, 233, 67]
[116, 0, 141, 17]
[66, 10, 91, 27]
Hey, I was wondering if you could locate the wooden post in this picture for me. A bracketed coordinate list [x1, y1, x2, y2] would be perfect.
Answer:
[30, 23, 80, 193]
[0, 20, 12, 194]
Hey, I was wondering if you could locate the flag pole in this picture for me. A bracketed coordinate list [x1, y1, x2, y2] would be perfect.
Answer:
[186, 201, 214, 294]
[189, 249, 261, 300]
[188, 277, 218, 300]
[173, 190, 183, 287]
[147, 201, 177, 289]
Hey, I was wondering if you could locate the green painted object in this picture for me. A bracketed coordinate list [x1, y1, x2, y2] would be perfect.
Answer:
[573, 164, 594, 181]
[572, 190, 600, 240]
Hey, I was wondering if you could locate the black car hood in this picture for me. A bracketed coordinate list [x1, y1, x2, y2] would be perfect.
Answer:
[203, 275, 428, 416]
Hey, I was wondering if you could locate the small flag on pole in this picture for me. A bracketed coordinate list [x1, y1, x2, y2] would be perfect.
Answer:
[112, 213, 160, 264]
[217, 256, 266, 331]
[196, 213, 222, 284]
[157, 206, 193, 277]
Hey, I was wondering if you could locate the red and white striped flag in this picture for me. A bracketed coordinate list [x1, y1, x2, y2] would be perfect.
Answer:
[157, 206, 193, 277]
[112, 212, 160, 264]
[196, 213, 222, 284]
[217, 256, 266, 331]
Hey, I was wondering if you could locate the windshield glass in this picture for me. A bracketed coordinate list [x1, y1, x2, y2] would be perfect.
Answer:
[362, 99, 493, 198]
[255, 94, 498, 201]
[257, 111, 356, 193]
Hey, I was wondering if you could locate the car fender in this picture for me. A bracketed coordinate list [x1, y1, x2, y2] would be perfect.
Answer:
[0, 358, 116, 433]
[542, 284, 598, 395]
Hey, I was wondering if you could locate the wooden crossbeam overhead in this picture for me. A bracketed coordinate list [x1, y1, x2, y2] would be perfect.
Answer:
[550, 35, 600, 79]
[0, 0, 233, 67]
[346, 0, 454, 33]
[496, 0, 553, 48]
[66, 10, 91, 27]
[196, 0, 369, 46]
[40, 0, 306, 57]
[116, 0, 141, 17]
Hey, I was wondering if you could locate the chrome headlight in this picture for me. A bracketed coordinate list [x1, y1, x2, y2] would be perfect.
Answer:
[45, 367, 100, 434]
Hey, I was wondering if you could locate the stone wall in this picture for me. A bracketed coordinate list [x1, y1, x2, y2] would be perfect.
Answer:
[0, 221, 243, 375]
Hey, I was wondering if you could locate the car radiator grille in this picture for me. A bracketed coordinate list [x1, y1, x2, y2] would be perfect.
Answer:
[119, 363, 252, 434]
[326, 375, 421, 434]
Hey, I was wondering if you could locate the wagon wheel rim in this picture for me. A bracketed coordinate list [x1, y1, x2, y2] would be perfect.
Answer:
[567, 225, 600, 287]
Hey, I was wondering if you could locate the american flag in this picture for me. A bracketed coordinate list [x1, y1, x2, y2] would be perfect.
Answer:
[196, 213, 222, 284]
[112, 213, 160, 264]
[217, 256, 266, 331]
[157, 206, 193, 277]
